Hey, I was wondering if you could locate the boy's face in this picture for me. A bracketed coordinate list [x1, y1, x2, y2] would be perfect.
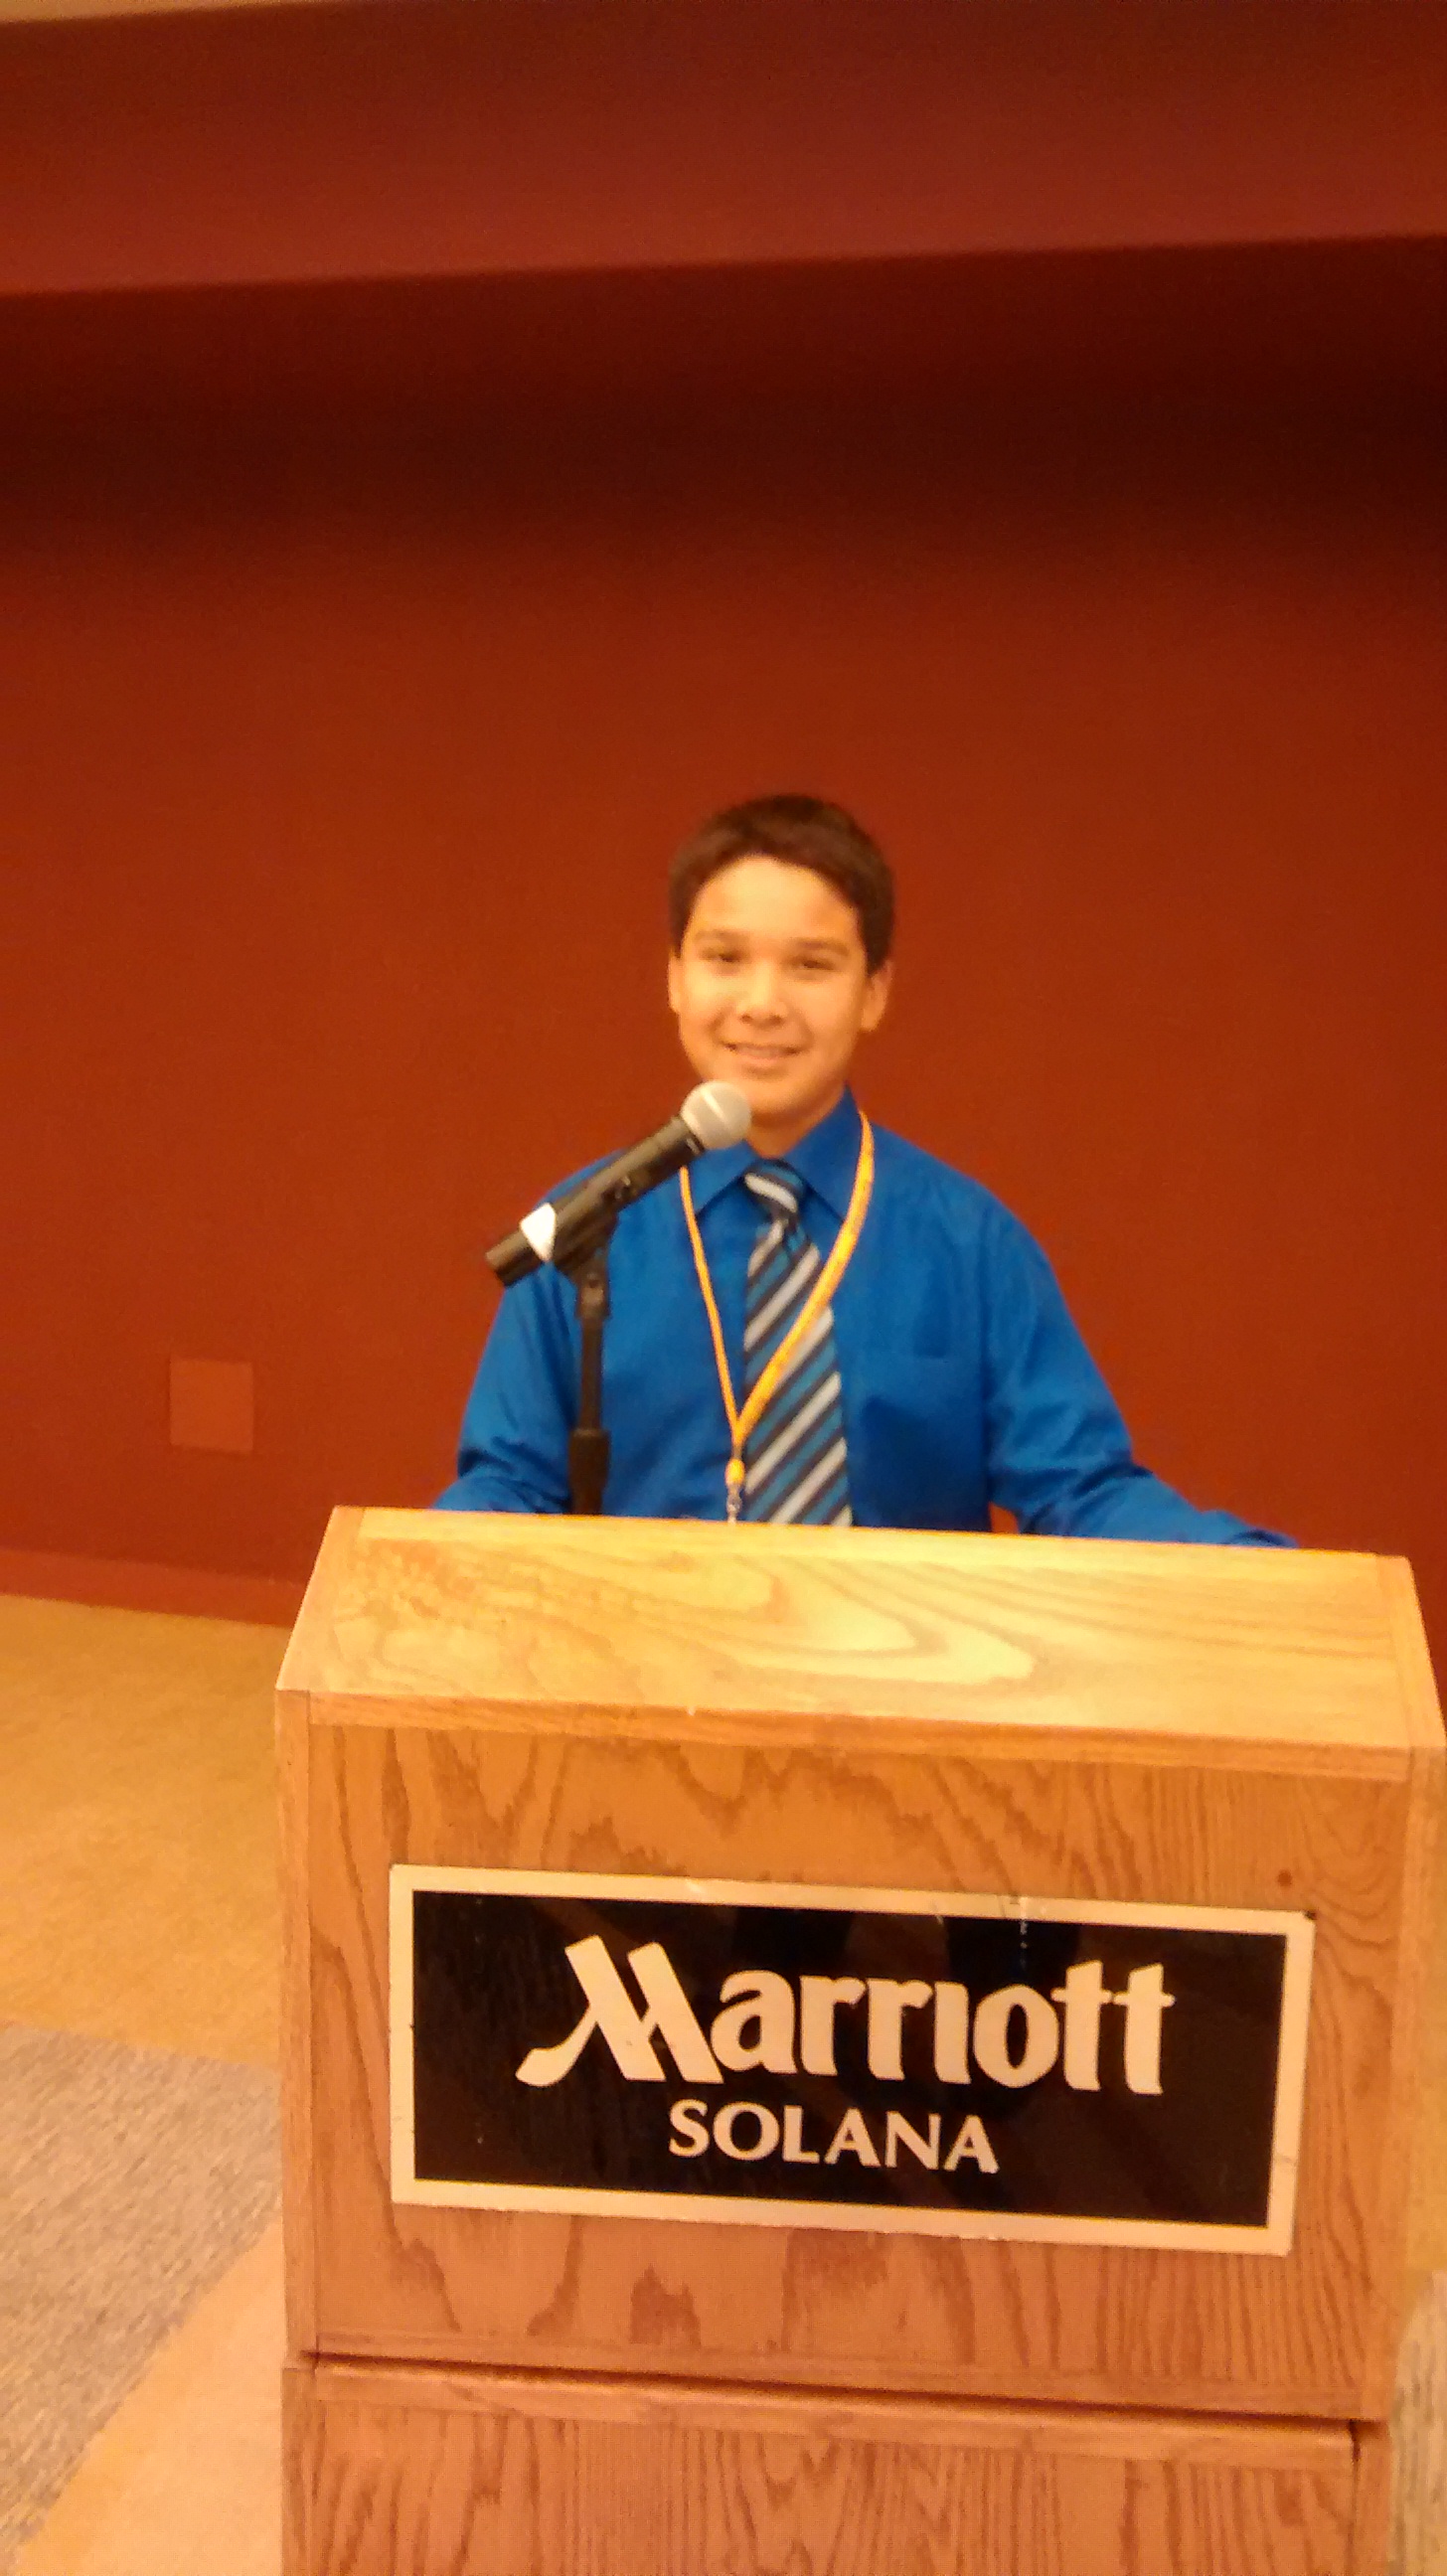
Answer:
[667, 855, 891, 1154]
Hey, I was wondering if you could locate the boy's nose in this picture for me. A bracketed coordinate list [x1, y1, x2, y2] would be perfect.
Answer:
[738, 964, 786, 1016]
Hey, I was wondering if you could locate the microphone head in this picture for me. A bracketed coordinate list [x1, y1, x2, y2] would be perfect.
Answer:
[681, 1079, 752, 1151]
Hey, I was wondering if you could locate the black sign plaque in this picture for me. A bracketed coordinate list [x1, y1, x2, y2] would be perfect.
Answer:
[389, 1869, 1313, 2254]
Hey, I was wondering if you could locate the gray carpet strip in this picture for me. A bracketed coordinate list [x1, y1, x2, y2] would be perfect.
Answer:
[0, 2022, 278, 2572]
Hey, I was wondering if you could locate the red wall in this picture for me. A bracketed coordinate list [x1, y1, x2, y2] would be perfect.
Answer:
[3, 325, 1444, 1644]
[6, 0, 1447, 296]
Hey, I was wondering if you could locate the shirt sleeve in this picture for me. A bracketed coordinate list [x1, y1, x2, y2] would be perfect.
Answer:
[980, 1200, 1291, 1547]
[434, 1267, 576, 1516]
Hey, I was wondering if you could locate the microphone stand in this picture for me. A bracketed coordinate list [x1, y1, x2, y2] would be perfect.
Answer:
[553, 1208, 619, 1516]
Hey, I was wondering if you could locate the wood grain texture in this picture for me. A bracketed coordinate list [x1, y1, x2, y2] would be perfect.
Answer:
[281, 1511, 1414, 1760]
[1367, 1560, 1447, 2415]
[282, 1513, 1445, 2423]
[302, 1729, 1413, 2416]
[1350, 2420, 1392, 2576]
[276, 1688, 314, 2358]
[278, 1506, 364, 2354]
[281, 2357, 1360, 2576]
[1387, 2274, 1447, 2576]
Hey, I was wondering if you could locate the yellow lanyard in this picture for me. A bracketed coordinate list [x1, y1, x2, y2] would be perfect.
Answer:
[680, 1112, 875, 1522]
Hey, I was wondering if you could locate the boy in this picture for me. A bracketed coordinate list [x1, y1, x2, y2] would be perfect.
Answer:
[438, 794, 1284, 1542]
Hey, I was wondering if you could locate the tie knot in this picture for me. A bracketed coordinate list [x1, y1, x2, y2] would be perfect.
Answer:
[744, 1162, 802, 1221]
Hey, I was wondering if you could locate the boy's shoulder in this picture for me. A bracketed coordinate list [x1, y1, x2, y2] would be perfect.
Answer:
[869, 1116, 1020, 1234]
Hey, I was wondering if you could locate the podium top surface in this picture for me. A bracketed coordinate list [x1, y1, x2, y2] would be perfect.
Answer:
[278, 1509, 1440, 1766]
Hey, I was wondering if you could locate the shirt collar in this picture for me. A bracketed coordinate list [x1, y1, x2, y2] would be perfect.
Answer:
[686, 1086, 863, 1219]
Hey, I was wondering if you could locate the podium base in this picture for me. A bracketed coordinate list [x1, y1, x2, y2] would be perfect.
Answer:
[282, 2356, 1387, 2576]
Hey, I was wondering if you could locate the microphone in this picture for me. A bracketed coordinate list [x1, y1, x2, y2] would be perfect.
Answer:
[487, 1081, 751, 1286]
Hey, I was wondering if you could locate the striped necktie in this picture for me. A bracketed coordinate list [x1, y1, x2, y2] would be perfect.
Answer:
[740, 1163, 852, 1526]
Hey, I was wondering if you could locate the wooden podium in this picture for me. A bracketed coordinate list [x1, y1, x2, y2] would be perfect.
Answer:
[277, 1508, 1442, 2576]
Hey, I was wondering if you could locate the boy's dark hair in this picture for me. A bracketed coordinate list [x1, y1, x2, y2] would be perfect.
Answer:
[668, 793, 894, 972]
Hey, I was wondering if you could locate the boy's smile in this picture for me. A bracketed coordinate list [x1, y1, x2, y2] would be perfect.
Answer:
[667, 855, 891, 1156]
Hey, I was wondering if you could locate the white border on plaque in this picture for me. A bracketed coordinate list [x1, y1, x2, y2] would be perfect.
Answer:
[387, 1867, 1314, 2256]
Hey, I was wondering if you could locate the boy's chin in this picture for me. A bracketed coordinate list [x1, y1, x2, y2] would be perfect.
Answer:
[728, 1067, 802, 1115]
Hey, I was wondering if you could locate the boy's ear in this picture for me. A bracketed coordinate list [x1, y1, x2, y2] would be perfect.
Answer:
[666, 952, 682, 1016]
[861, 958, 893, 1034]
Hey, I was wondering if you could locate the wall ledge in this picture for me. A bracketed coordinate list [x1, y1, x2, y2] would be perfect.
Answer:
[4, 0, 1447, 301]
[0, 1544, 303, 1628]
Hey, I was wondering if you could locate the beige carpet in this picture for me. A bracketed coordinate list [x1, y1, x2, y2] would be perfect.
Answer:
[0, 1596, 281, 2066]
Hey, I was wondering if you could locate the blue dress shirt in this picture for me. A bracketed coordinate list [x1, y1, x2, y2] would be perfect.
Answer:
[437, 1089, 1286, 1543]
